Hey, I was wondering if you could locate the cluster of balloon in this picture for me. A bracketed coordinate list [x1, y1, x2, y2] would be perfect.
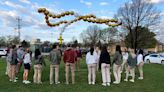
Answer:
[38, 8, 122, 27]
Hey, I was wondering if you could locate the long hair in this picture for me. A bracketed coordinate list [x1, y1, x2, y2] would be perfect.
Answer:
[116, 45, 122, 54]
[35, 48, 41, 59]
[90, 47, 94, 55]
[101, 45, 108, 53]
[138, 49, 143, 55]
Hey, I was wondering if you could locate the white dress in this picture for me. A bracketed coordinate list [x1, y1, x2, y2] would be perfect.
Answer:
[137, 54, 143, 65]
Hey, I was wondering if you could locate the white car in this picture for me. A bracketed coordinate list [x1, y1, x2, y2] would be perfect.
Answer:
[0, 48, 7, 57]
[144, 54, 164, 65]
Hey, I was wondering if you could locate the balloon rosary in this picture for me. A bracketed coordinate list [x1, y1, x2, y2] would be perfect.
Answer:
[38, 8, 122, 27]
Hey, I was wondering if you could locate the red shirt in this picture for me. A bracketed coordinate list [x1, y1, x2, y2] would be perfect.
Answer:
[63, 48, 77, 63]
[76, 50, 82, 58]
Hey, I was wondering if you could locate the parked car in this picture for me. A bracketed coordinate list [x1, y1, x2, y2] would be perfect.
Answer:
[0, 48, 7, 57]
[144, 54, 164, 65]
[159, 52, 164, 56]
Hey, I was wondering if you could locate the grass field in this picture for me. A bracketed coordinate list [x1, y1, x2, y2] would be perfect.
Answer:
[0, 57, 164, 92]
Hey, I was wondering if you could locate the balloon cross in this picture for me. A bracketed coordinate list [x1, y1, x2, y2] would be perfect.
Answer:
[58, 34, 64, 45]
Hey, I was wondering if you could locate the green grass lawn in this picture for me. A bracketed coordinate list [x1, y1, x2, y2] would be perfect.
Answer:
[0, 57, 164, 92]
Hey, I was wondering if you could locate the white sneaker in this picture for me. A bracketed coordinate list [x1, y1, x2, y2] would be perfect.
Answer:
[24, 80, 31, 84]
[23, 80, 26, 83]
[124, 79, 128, 82]
[15, 77, 18, 80]
[13, 79, 17, 82]
[5, 72, 8, 75]
[113, 81, 119, 84]
[55, 81, 60, 84]
[88, 82, 92, 85]
[138, 77, 143, 80]
[65, 82, 69, 85]
[107, 83, 110, 86]
[129, 79, 134, 83]
[38, 82, 42, 84]
[50, 83, 53, 85]
[92, 82, 95, 85]
[102, 83, 107, 86]
[9, 79, 13, 82]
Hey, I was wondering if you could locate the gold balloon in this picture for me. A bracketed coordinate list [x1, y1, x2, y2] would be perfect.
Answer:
[38, 8, 43, 13]
[46, 20, 49, 23]
[38, 7, 121, 27]
[56, 15, 61, 18]
[44, 11, 49, 15]
[53, 15, 57, 18]
[69, 11, 74, 15]
[45, 16, 49, 20]
[48, 14, 53, 17]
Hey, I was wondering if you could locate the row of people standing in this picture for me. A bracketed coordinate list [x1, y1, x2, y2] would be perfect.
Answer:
[86, 45, 144, 86]
[5, 44, 80, 84]
[5, 44, 144, 86]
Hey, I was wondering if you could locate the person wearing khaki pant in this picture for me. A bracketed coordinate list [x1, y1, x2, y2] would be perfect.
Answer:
[9, 45, 18, 82]
[113, 64, 122, 84]
[124, 49, 137, 83]
[64, 44, 77, 84]
[33, 64, 42, 84]
[125, 66, 135, 82]
[65, 62, 75, 84]
[99, 46, 111, 86]
[33, 49, 46, 84]
[49, 44, 61, 84]
[86, 47, 97, 85]
[112, 45, 122, 84]
[137, 49, 144, 80]
[87, 64, 96, 84]
[10, 65, 16, 81]
[101, 64, 111, 86]
[50, 65, 60, 84]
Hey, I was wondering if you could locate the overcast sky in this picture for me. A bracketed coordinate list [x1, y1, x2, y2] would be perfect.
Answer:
[0, 0, 163, 43]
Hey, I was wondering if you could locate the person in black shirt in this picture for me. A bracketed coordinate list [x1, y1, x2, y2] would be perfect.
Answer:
[99, 46, 111, 86]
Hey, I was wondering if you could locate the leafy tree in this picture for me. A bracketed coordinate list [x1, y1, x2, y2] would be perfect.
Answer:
[0, 36, 7, 47]
[125, 26, 157, 49]
[21, 40, 30, 48]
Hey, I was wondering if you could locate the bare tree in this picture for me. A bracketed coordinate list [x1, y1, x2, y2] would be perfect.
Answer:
[80, 25, 102, 46]
[116, 0, 161, 52]
[101, 27, 119, 44]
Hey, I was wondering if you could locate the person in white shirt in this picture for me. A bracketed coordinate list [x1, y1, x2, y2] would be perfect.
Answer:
[86, 47, 97, 85]
[137, 49, 144, 80]
[23, 48, 32, 84]
[121, 49, 129, 73]
[94, 46, 101, 71]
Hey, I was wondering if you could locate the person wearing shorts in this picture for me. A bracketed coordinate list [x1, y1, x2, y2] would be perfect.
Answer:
[23, 48, 32, 84]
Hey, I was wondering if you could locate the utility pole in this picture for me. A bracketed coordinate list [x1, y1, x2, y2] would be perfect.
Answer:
[16, 17, 22, 41]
